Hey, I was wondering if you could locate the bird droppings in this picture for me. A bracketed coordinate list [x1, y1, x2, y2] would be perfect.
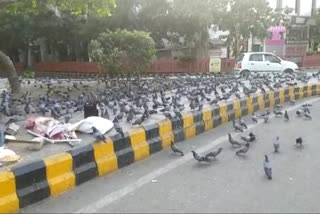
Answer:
[289, 177, 294, 181]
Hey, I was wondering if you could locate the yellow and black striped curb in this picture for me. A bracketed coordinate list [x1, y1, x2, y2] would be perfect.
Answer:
[0, 83, 319, 213]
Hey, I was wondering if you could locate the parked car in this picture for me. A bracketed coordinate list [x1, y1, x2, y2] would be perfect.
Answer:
[234, 52, 299, 77]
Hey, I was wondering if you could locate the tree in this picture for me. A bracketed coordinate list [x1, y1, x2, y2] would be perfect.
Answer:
[217, 0, 272, 58]
[0, 0, 116, 93]
[89, 29, 156, 76]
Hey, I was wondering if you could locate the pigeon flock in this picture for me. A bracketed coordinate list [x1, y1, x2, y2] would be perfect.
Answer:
[171, 99, 313, 181]
[0, 70, 317, 151]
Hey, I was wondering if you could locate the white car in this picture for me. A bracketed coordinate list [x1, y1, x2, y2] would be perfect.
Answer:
[234, 52, 299, 77]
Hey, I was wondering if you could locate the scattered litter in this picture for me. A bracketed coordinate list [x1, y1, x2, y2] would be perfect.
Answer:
[0, 147, 20, 165]
[5, 135, 16, 141]
[25, 117, 77, 140]
[67, 116, 113, 134]
[5, 123, 20, 136]
[151, 179, 158, 183]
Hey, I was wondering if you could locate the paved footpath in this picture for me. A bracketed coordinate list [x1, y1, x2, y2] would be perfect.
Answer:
[21, 97, 320, 213]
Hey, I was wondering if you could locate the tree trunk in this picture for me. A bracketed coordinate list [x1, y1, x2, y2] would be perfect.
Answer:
[0, 51, 21, 94]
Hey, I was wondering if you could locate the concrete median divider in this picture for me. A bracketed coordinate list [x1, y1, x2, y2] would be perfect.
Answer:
[0, 82, 319, 213]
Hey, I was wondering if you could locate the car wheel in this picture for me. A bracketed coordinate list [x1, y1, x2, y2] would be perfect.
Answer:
[240, 70, 250, 79]
[284, 69, 294, 74]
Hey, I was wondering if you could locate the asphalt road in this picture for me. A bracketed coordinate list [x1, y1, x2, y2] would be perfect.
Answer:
[21, 96, 320, 213]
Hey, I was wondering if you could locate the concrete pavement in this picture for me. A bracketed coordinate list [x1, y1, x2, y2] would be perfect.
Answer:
[21, 97, 320, 213]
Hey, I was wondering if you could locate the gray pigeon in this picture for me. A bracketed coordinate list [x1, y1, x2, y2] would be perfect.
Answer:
[273, 136, 280, 152]
[228, 133, 242, 147]
[235, 143, 250, 156]
[264, 155, 272, 180]
[284, 110, 289, 121]
[170, 141, 184, 156]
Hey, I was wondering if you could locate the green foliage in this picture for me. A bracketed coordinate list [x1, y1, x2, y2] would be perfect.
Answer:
[217, 0, 272, 57]
[23, 70, 35, 78]
[179, 54, 197, 62]
[89, 29, 156, 73]
[2, 0, 116, 17]
[312, 9, 320, 44]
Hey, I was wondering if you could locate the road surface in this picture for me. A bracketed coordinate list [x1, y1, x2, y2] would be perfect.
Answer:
[21, 96, 320, 213]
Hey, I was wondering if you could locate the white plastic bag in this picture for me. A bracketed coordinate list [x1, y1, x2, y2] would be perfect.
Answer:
[67, 116, 114, 134]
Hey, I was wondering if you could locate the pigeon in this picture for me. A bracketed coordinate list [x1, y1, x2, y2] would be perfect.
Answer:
[228, 133, 242, 147]
[235, 143, 250, 156]
[302, 103, 312, 107]
[252, 113, 258, 123]
[191, 151, 210, 162]
[241, 132, 256, 142]
[284, 110, 289, 121]
[303, 112, 312, 120]
[64, 112, 72, 123]
[273, 109, 283, 117]
[264, 113, 269, 123]
[0, 126, 5, 147]
[239, 117, 247, 129]
[232, 120, 243, 132]
[302, 106, 311, 114]
[205, 148, 223, 160]
[132, 114, 146, 126]
[114, 122, 124, 137]
[296, 110, 302, 117]
[263, 155, 272, 180]
[273, 136, 280, 152]
[92, 126, 106, 142]
[296, 137, 303, 147]
[170, 141, 184, 156]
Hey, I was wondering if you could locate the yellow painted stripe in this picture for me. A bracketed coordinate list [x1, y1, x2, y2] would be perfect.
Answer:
[268, 91, 275, 108]
[129, 128, 149, 161]
[299, 86, 304, 99]
[219, 104, 228, 124]
[202, 107, 212, 121]
[233, 100, 241, 119]
[93, 138, 118, 176]
[44, 153, 75, 197]
[307, 85, 312, 97]
[279, 89, 285, 104]
[0, 172, 19, 213]
[182, 113, 194, 128]
[202, 107, 213, 131]
[204, 120, 213, 131]
[158, 120, 173, 148]
[182, 113, 195, 139]
[257, 94, 265, 110]
[246, 97, 254, 115]
[289, 87, 295, 100]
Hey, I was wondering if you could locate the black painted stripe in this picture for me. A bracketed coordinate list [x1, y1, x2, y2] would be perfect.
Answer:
[226, 102, 235, 121]
[211, 106, 221, 127]
[143, 123, 162, 154]
[170, 117, 185, 143]
[284, 88, 290, 102]
[193, 110, 203, 123]
[111, 133, 134, 169]
[274, 91, 280, 104]
[240, 99, 248, 116]
[294, 86, 300, 100]
[12, 160, 50, 208]
[68, 144, 98, 186]
[195, 121, 205, 135]
[312, 84, 317, 96]
[303, 85, 308, 97]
